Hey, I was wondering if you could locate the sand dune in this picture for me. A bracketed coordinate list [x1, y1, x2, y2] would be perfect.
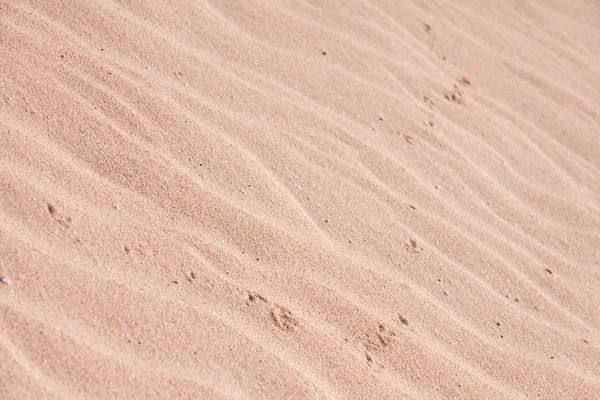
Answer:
[1, 0, 599, 398]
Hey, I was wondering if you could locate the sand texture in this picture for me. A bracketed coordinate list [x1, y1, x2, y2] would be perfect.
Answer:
[1, 0, 600, 398]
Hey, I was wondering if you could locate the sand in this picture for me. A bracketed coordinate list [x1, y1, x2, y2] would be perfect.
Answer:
[1, 0, 599, 398]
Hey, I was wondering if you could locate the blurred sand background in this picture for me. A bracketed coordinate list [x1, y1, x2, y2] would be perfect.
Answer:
[1, 0, 600, 398]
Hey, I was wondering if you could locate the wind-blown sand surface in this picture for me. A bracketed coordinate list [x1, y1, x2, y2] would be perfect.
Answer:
[1, 0, 600, 398]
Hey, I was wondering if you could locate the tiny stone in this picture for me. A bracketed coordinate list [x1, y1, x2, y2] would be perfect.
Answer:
[0, 277, 10, 285]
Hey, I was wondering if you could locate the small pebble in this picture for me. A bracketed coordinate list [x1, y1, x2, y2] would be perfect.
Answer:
[0, 277, 11, 285]
[47, 203, 56, 214]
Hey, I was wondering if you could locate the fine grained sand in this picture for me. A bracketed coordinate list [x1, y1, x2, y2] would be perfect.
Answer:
[1, 0, 599, 398]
